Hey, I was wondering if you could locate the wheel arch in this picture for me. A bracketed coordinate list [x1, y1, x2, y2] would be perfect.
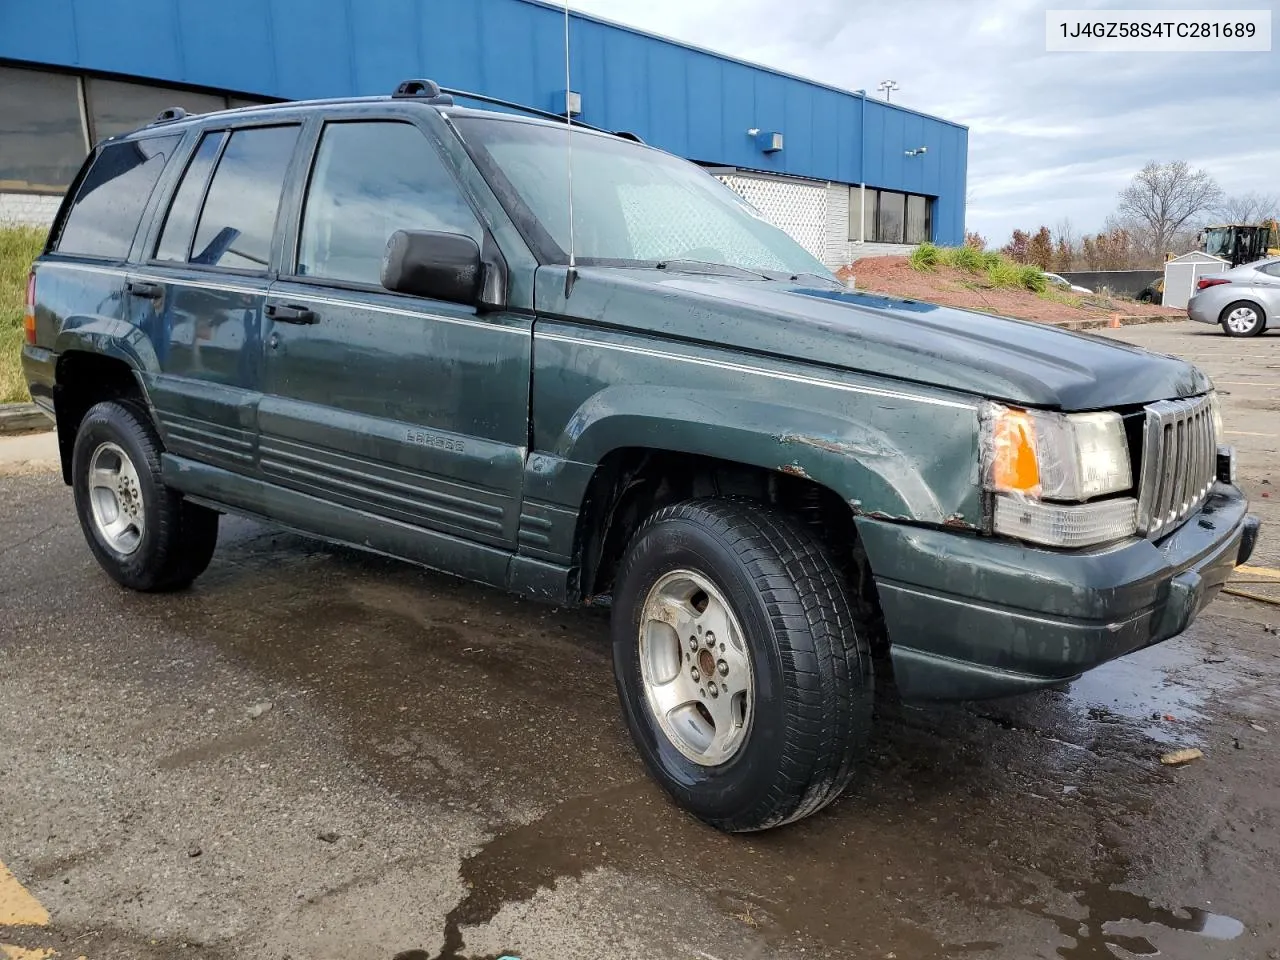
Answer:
[570, 446, 879, 620]
[52, 347, 153, 485]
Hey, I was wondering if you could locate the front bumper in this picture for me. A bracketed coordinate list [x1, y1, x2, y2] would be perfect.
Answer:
[857, 484, 1259, 700]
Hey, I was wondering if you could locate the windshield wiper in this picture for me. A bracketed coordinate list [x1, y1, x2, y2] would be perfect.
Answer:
[755, 269, 844, 288]
[654, 259, 770, 280]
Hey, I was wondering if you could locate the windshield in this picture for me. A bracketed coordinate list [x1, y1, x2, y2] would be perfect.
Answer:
[454, 116, 833, 278]
[1203, 227, 1234, 258]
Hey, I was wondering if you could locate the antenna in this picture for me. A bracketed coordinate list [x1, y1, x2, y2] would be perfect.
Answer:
[563, 0, 578, 296]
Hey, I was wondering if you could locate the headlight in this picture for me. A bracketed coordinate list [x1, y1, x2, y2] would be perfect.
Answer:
[982, 403, 1137, 547]
[1209, 390, 1224, 440]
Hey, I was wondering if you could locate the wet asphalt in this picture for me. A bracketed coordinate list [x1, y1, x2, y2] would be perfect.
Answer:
[0, 320, 1278, 960]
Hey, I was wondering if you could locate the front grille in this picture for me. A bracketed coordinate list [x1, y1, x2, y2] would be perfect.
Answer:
[1136, 395, 1217, 538]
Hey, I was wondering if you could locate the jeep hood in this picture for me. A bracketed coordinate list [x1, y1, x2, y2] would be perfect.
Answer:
[537, 267, 1211, 410]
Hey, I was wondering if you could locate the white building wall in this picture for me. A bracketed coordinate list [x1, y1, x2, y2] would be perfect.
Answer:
[717, 173, 917, 273]
[715, 173, 829, 264]
[0, 193, 60, 227]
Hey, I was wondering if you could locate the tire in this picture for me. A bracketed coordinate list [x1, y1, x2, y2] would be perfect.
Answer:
[1219, 301, 1265, 337]
[611, 498, 874, 832]
[71, 400, 219, 591]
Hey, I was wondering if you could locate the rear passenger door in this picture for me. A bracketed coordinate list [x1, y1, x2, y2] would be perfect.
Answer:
[130, 123, 300, 475]
[261, 114, 532, 553]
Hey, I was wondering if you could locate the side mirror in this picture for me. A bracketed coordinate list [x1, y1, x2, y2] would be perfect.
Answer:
[381, 230, 482, 305]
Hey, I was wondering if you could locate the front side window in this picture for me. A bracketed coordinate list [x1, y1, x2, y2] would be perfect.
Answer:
[455, 117, 830, 277]
[190, 124, 299, 271]
[297, 121, 481, 286]
[55, 135, 181, 259]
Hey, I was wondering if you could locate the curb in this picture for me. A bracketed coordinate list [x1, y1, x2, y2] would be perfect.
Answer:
[1050, 313, 1186, 332]
[0, 403, 53, 436]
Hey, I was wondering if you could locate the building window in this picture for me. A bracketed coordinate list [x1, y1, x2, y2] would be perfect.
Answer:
[849, 188, 933, 244]
[86, 77, 228, 143]
[0, 65, 87, 194]
[877, 190, 906, 244]
[906, 193, 932, 244]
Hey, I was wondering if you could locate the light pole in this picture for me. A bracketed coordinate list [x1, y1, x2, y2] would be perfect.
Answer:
[877, 79, 899, 102]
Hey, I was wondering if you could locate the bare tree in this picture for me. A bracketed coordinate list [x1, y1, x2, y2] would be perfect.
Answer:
[1117, 161, 1223, 258]
[1054, 217, 1078, 253]
[1053, 217, 1078, 271]
[1214, 192, 1280, 224]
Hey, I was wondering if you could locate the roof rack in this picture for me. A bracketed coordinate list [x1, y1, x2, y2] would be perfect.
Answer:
[148, 106, 189, 126]
[392, 79, 454, 105]
[392, 78, 644, 143]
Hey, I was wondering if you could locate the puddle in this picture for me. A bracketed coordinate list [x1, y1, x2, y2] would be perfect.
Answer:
[1064, 633, 1242, 744]
[1032, 879, 1245, 958]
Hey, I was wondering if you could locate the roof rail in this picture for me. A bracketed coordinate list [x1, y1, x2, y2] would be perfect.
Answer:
[392, 79, 454, 105]
[148, 106, 189, 126]
[392, 78, 646, 143]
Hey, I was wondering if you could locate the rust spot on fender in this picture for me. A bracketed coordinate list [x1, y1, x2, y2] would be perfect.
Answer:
[778, 463, 811, 479]
[944, 513, 972, 528]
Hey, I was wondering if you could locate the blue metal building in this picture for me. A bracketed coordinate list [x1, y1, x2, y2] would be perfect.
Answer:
[0, 0, 968, 263]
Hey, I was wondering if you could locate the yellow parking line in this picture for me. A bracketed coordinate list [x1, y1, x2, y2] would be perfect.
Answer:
[2, 947, 55, 960]
[0, 862, 47, 928]
[1237, 564, 1280, 581]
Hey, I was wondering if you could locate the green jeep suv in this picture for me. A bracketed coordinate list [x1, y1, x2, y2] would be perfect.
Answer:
[22, 80, 1260, 831]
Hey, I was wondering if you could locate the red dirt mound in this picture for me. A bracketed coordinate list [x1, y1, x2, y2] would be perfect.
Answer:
[839, 256, 1182, 326]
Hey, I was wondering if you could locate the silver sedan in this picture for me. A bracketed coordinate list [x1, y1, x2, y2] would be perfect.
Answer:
[1187, 257, 1280, 337]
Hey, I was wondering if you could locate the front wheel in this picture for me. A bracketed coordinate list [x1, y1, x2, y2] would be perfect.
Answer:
[1220, 301, 1265, 337]
[611, 499, 874, 832]
[72, 400, 219, 591]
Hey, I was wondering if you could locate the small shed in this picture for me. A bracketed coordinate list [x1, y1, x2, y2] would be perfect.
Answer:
[1162, 251, 1229, 310]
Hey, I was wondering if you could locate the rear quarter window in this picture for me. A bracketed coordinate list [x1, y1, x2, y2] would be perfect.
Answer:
[54, 135, 181, 259]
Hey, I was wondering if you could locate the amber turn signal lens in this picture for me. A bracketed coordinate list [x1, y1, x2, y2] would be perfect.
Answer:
[990, 409, 1040, 494]
[23, 271, 36, 345]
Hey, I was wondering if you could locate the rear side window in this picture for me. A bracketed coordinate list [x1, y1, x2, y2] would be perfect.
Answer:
[297, 121, 481, 285]
[1260, 261, 1280, 278]
[55, 135, 181, 259]
[190, 125, 299, 271]
[155, 131, 226, 262]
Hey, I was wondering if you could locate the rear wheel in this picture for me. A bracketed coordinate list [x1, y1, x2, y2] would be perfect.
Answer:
[611, 499, 874, 832]
[1220, 301, 1265, 337]
[72, 400, 219, 591]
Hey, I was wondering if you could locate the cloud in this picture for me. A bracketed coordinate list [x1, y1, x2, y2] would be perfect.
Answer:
[570, 0, 1280, 243]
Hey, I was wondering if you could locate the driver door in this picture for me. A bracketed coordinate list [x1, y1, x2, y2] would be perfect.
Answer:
[259, 114, 532, 568]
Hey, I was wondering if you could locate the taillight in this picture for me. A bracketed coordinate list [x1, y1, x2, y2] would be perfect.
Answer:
[23, 270, 36, 344]
[1197, 278, 1230, 290]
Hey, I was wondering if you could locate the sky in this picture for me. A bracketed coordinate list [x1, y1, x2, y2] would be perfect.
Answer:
[568, 0, 1280, 245]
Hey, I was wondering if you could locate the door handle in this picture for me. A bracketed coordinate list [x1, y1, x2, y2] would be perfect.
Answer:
[265, 303, 317, 324]
[126, 280, 161, 299]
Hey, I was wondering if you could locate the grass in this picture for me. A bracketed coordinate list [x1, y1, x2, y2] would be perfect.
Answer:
[1, 224, 47, 403]
[909, 242, 1053, 295]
